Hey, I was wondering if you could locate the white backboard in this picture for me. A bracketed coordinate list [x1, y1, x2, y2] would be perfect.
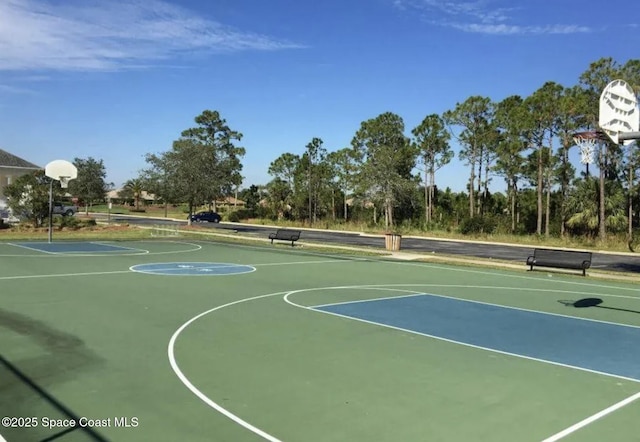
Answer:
[45, 160, 77, 181]
[599, 79, 639, 145]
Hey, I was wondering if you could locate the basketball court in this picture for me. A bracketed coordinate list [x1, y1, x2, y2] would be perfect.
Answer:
[1, 237, 640, 441]
[1, 81, 640, 441]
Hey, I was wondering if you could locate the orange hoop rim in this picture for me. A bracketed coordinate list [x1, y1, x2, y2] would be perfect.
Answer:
[572, 130, 609, 142]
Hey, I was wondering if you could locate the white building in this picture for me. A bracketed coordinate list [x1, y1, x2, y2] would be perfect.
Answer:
[0, 149, 41, 208]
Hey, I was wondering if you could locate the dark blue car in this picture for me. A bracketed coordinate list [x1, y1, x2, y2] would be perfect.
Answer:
[189, 211, 221, 223]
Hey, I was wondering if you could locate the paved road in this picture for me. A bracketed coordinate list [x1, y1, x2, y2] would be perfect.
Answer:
[102, 215, 640, 274]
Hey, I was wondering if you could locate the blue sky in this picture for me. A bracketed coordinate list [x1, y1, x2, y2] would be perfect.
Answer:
[0, 0, 638, 193]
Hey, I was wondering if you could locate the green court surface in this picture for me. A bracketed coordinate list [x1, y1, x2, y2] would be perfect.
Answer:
[1, 238, 640, 442]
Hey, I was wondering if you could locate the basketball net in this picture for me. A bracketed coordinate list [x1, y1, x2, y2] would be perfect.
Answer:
[573, 136, 596, 165]
[59, 176, 70, 189]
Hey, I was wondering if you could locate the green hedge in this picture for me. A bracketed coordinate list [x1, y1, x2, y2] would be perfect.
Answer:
[458, 216, 497, 235]
[225, 209, 255, 222]
[56, 217, 97, 230]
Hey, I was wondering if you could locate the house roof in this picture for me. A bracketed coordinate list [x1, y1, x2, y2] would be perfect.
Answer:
[0, 149, 41, 169]
[216, 196, 245, 205]
[107, 189, 156, 200]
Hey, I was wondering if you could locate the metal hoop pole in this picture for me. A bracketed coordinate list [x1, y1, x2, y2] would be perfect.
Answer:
[48, 179, 53, 243]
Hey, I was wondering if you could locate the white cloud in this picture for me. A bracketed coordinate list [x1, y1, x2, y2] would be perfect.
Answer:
[450, 23, 591, 35]
[392, 0, 592, 35]
[0, 0, 303, 72]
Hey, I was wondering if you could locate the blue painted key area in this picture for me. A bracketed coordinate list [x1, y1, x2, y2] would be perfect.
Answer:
[14, 241, 139, 253]
[315, 294, 640, 381]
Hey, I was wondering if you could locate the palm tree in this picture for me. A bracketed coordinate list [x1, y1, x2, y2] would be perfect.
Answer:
[565, 177, 627, 238]
[122, 178, 145, 210]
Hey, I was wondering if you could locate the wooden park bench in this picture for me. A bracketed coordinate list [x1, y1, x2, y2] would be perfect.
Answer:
[268, 229, 301, 247]
[526, 248, 592, 276]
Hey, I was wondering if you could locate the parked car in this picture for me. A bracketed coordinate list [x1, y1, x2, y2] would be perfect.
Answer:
[52, 202, 78, 216]
[0, 208, 19, 224]
[189, 210, 221, 223]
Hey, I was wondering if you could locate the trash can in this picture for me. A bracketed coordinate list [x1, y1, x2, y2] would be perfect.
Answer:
[384, 233, 402, 251]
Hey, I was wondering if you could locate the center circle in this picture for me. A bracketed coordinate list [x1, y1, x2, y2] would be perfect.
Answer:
[130, 262, 256, 276]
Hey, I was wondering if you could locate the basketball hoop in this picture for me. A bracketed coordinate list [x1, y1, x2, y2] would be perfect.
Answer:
[45, 160, 78, 185]
[573, 131, 607, 165]
[44, 159, 78, 244]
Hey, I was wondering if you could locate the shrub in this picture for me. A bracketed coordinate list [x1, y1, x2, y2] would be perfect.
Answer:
[54, 216, 97, 230]
[58, 215, 81, 230]
[458, 216, 497, 235]
[226, 208, 255, 222]
[81, 218, 97, 227]
[227, 211, 241, 222]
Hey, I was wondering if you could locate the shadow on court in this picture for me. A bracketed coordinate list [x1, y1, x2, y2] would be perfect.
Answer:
[558, 297, 640, 315]
[0, 308, 108, 441]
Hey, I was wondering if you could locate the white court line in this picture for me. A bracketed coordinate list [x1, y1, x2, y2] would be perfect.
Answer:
[542, 391, 640, 441]
[168, 291, 289, 442]
[129, 258, 356, 272]
[0, 258, 354, 281]
[91, 241, 148, 252]
[58, 250, 149, 255]
[8, 242, 134, 254]
[130, 264, 256, 276]
[253, 259, 357, 267]
[129, 259, 349, 276]
[0, 270, 132, 280]
[310, 291, 424, 308]
[7, 242, 58, 254]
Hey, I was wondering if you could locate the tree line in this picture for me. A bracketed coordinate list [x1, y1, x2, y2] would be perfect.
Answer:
[4, 110, 244, 226]
[5, 57, 640, 243]
[246, 57, 640, 241]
